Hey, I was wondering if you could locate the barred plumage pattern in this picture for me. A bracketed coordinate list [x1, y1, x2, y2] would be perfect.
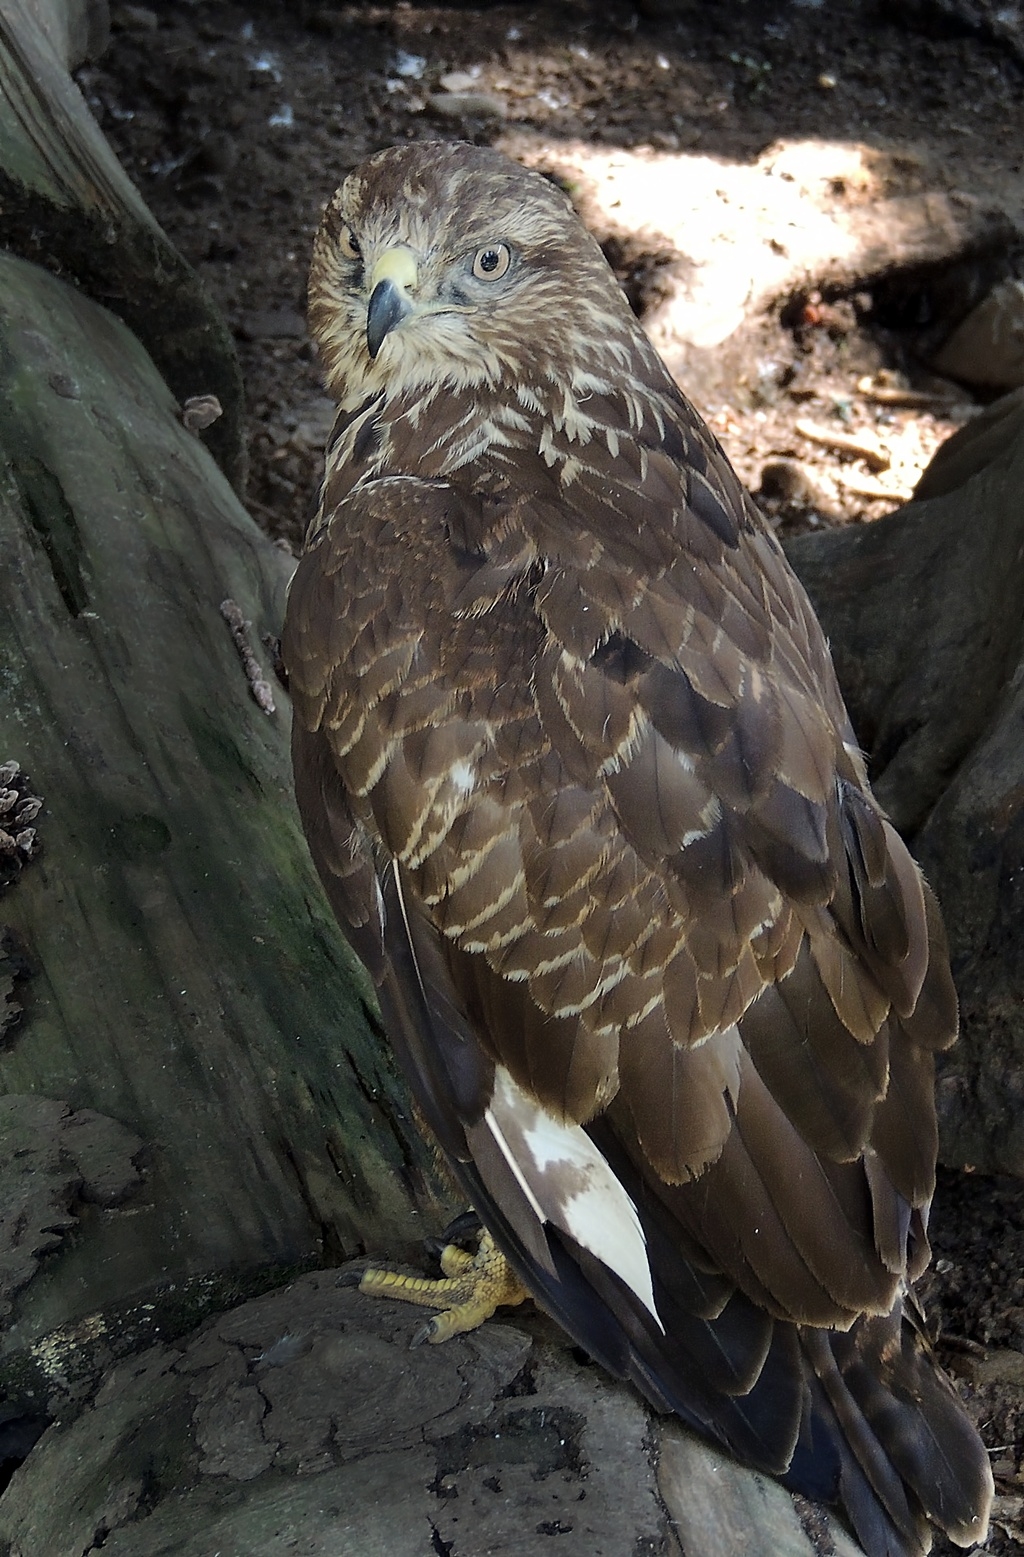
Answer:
[283, 142, 992, 1557]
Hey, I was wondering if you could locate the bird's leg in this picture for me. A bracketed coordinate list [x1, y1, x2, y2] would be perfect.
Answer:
[355, 1228, 529, 1346]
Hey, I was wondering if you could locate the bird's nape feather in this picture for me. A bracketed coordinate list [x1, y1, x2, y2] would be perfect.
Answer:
[282, 140, 993, 1557]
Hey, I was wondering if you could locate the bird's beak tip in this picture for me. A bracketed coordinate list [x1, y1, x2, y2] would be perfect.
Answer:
[366, 249, 418, 360]
[366, 277, 413, 360]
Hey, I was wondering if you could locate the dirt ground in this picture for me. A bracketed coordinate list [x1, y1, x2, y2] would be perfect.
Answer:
[79, 1, 1024, 1547]
[84, 0, 1024, 544]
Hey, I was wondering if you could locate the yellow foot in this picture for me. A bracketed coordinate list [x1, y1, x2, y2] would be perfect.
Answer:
[357, 1230, 529, 1346]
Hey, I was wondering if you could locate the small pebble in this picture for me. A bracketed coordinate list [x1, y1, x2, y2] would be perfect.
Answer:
[439, 69, 481, 94]
[182, 395, 223, 433]
[394, 51, 426, 79]
[427, 92, 506, 120]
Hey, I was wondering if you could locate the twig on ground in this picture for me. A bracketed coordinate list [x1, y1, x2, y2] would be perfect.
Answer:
[795, 417, 891, 471]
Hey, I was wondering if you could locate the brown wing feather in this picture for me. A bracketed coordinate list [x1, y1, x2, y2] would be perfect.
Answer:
[285, 140, 989, 1557]
[285, 447, 949, 1313]
[285, 459, 982, 1557]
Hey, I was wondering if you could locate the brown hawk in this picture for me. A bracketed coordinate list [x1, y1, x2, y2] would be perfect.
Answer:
[282, 141, 992, 1557]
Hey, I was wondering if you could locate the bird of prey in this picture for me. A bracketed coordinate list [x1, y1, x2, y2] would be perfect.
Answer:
[282, 141, 993, 1557]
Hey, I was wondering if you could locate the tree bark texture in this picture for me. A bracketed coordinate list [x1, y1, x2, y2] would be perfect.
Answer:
[0, 253, 450, 1419]
[786, 390, 1024, 1175]
[0, 0, 245, 487]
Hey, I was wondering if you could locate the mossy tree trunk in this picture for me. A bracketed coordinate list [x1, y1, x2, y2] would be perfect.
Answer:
[0, 252, 451, 1419]
[0, 0, 452, 1428]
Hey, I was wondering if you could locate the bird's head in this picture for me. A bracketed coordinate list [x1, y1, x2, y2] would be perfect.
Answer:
[309, 141, 650, 411]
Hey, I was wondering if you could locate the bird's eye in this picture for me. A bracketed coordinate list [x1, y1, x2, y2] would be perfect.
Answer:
[472, 243, 511, 281]
[338, 224, 361, 261]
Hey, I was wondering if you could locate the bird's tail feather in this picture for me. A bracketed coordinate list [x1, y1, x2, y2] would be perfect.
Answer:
[532, 1190, 992, 1557]
[799, 1311, 993, 1554]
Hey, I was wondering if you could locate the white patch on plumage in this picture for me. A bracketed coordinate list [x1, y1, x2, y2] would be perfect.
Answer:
[483, 1066, 663, 1328]
[349, 738, 398, 798]
[460, 917, 532, 954]
[623, 989, 663, 1029]
[558, 389, 596, 445]
[540, 958, 630, 1019]
[449, 760, 476, 797]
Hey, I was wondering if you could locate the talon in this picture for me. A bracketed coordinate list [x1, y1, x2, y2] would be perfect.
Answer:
[438, 1243, 476, 1277]
[346, 1227, 529, 1343]
[439, 1209, 483, 1245]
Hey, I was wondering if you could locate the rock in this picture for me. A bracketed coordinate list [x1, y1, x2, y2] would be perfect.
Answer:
[931, 279, 1024, 389]
[759, 458, 822, 505]
[0, 1263, 871, 1555]
[438, 69, 483, 94]
[0, 1269, 685, 1557]
[912, 386, 1024, 499]
[658, 1425, 866, 1557]
[957, 1347, 1024, 1390]
[0, 250, 448, 1422]
[0, 1096, 143, 1324]
[887, 0, 1024, 62]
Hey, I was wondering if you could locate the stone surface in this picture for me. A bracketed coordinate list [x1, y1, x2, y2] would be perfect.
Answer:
[0, 1263, 877, 1556]
[932, 278, 1024, 388]
[0, 1269, 686, 1557]
[0, 1097, 142, 1323]
[658, 1423, 865, 1557]
[0, 249, 450, 1417]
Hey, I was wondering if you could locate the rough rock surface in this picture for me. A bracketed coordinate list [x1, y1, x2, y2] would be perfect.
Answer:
[0, 1097, 142, 1324]
[931, 279, 1024, 388]
[0, 1267, 865, 1557]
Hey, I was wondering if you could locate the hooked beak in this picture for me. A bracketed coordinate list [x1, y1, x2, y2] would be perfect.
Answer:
[366, 247, 418, 359]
